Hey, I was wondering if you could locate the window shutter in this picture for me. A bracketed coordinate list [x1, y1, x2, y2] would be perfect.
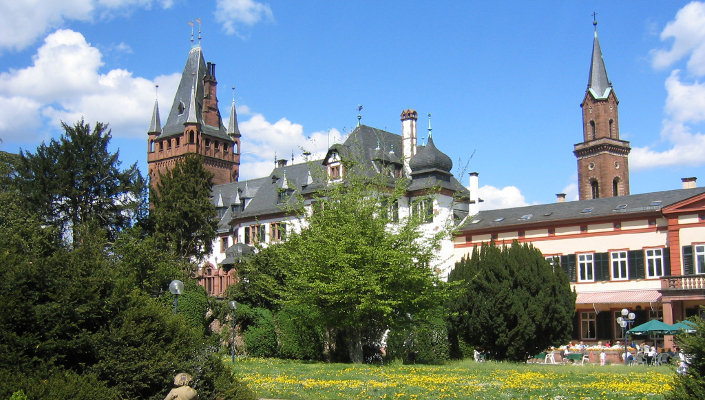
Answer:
[628, 250, 645, 280]
[244, 227, 250, 244]
[594, 253, 610, 281]
[664, 247, 671, 277]
[683, 245, 694, 275]
[561, 254, 577, 282]
[596, 312, 613, 340]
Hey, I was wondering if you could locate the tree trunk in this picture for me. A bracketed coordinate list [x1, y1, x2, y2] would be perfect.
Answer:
[349, 327, 364, 363]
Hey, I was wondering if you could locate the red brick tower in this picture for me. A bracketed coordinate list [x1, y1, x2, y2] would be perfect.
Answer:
[147, 44, 240, 190]
[574, 21, 631, 200]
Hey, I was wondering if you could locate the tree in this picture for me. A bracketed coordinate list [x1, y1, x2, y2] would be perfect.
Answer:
[268, 167, 449, 363]
[150, 153, 217, 260]
[667, 313, 705, 400]
[448, 240, 575, 362]
[14, 119, 143, 245]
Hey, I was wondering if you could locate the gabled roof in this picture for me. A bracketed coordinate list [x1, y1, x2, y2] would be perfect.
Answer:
[159, 46, 232, 141]
[459, 187, 705, 232]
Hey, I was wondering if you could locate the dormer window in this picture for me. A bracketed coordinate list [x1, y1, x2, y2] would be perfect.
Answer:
[330, 165, 341, 180]
[178, 101, 185, 115]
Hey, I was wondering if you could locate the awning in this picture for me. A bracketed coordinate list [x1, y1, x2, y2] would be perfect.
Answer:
[576, 290, 662, 304]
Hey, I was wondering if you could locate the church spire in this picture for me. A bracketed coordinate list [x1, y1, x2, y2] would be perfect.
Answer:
[587, 19, 611, 99]
[148, 85, 161, 133]
[228, 87, 241, 137]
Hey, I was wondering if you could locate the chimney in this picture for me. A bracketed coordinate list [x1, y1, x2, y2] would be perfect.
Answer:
[556, 193, 566, 203]
[401, 109, 418, 177]
[469, 172, 480, 216]
[202, 62, 219, 127]
[277, 159, 288, 168]
[682, 177, 697, 189]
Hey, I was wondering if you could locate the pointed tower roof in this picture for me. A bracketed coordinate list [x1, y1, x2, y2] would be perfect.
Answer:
[148, 98, 161, 133]
[227, 92, 241, 137]
[159, 46, 231, 140]
[587, 22, 612, 99]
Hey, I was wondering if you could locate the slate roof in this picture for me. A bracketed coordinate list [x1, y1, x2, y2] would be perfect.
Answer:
[459, 187, 705, 232]
[587, 27, 612, 100]
[158, 46, 232, 142]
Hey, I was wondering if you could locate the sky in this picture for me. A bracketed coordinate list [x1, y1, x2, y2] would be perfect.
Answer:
[1, 1, 705, 210]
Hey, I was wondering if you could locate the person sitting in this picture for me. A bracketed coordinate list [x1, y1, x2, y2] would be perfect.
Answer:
[646, 346, 657, 365]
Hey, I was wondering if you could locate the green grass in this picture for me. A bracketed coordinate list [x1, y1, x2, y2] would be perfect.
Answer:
[230, 357, 676, 400]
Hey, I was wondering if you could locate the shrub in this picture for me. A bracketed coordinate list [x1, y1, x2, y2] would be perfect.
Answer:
[276, 304, 325, 360]
[237, 306, 277, 357]
[667, 314, 705, 400]
[386, 309, 450, 364]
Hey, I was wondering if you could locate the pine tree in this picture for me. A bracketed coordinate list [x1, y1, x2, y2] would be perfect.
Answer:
[448, 240, 575, 362]
[14, 119, 143, 244]
[150, 153, 217, 260]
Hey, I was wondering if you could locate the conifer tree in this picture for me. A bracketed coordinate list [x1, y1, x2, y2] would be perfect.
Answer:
[668, 314, 705, 400]
[448, 240, 575, 362]
[150, 153, 217, 260]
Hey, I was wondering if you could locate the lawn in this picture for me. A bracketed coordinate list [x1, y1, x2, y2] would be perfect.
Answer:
[230, 357, 676, 400]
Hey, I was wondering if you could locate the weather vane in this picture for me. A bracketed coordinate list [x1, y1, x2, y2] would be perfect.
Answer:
[196, 18, 202, 45]
[357, 104, 363, 127]
[188, 21, 194, 45]
[428, 113, 433, 139]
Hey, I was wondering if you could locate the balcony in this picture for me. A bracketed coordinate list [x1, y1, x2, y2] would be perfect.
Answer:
[662, 275, 705, 290]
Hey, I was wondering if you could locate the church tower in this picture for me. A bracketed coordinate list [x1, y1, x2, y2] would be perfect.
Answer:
[147, 42, 241, 190]
[574, 20, 630, 200]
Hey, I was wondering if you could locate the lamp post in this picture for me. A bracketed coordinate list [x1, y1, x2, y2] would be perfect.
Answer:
[229, 301, 238, 363]
[169, 280, 184, 315]
[616, 308, 636, 365]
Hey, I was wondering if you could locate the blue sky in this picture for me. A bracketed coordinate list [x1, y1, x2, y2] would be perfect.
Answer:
[1, 1, 705, 209]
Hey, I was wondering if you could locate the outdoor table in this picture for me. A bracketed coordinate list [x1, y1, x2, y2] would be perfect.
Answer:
[565, 353, 583, 363]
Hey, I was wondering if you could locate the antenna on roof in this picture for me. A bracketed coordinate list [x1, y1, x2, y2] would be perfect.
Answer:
[357, 104, 363, 127]
[196, 18, 202, 45]
[188, 21, 194, 46]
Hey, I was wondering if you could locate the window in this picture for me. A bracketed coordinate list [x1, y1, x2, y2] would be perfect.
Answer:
[591, 180, 599, 199]
[611, 251, 628, 280]
[178, 101, 185, 114]
[224, 143, 228, 153]
[175, 137, 180, 147]
[189, 131, 195, 143]
[382, 198, 399, 223]
[149, 140, 154, 152]
[520, 214, 532, 220]
[609, 119, 615, 138]
[493, 217, 505, 222]
[578, 253, 594, 282]
[696, 245, 705, 274]
[613, 178, 619, 196]
[271, 222, 287, 242]
[159, 141, 164, 152]
[413, 198, 433, 223]
[645, 248, 665, 278]
[220, 236, 228, 253]
[205, 138, 211, 148]
[167, 139, 172, 150]
[215, 141, 220, 151]
[589, 120, 596, 140]
[329, 165, 341, 180]
[614, 311, 626, 340]
[245, 225, 265, 245]
[581, 311, 597, 340]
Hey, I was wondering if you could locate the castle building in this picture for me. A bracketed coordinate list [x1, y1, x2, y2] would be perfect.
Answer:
[574, 21, 631, 200]
[147, 43, 241, 189]
[454, 23, 705, 348]
[200, 112, 479, 297]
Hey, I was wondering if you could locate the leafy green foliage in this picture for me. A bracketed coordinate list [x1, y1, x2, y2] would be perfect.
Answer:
[236, 305, 278, 358]
[667, 314, 705, 400]
[275, 304, 325, 360]
[13, 119, 143, 244]
[386, 307, 450, 364]
[226, 244, 289, 311]
[448, 241, 575, 362]
[259, 165, 448, 363]
[151, 153, 217, 260]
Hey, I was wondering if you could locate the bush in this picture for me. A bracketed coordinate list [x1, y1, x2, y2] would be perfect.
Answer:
[276, 305, 325, 360]
[0, 367, 119, 400]
[386, 309, 450, 364]
[667, 314, 705, 399]
[237, 306, 277, 357]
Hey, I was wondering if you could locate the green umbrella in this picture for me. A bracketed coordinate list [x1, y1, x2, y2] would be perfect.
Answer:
[671, 321, 697, 334]
[627, 319, 679, 335]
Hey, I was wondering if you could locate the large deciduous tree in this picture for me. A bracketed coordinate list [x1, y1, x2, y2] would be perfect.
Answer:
[14, 119, 143, 244]
[150, 153, 217, 260]
[270, 168, 448, 363]
[448, 240, 575, 362]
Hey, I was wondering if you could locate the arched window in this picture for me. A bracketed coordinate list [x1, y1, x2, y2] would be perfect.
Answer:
[591, 180, 599, 199]
[189, 130, 195, 143]
[609, 119, 615, 138]
[613, 177, 620, 197]
[149, 140, 154, 152]
[589, 120, 596, 140]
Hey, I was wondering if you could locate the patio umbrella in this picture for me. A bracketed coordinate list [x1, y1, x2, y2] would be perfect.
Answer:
[627, 319, 679, 335]
[671, 321, 697, 334]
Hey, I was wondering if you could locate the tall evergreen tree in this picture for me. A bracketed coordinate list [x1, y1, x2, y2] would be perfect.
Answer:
[448, 240, 575, 362]
[150, 153, 217, 260]
[667, 314, 705, 400]
[14, 119, 143, 244]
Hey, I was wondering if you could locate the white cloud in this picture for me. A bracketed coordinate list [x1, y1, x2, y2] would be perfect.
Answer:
[561, 182, 579, 202]
[634, 3, 705, 170]
[0, 29, 179, 142]
[477, 185, 529, 210]
[215, 0, 274, 37]
[233, 109, 340, 180]
[651, 1, 705, 75]
[0, 0, 173, 51]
